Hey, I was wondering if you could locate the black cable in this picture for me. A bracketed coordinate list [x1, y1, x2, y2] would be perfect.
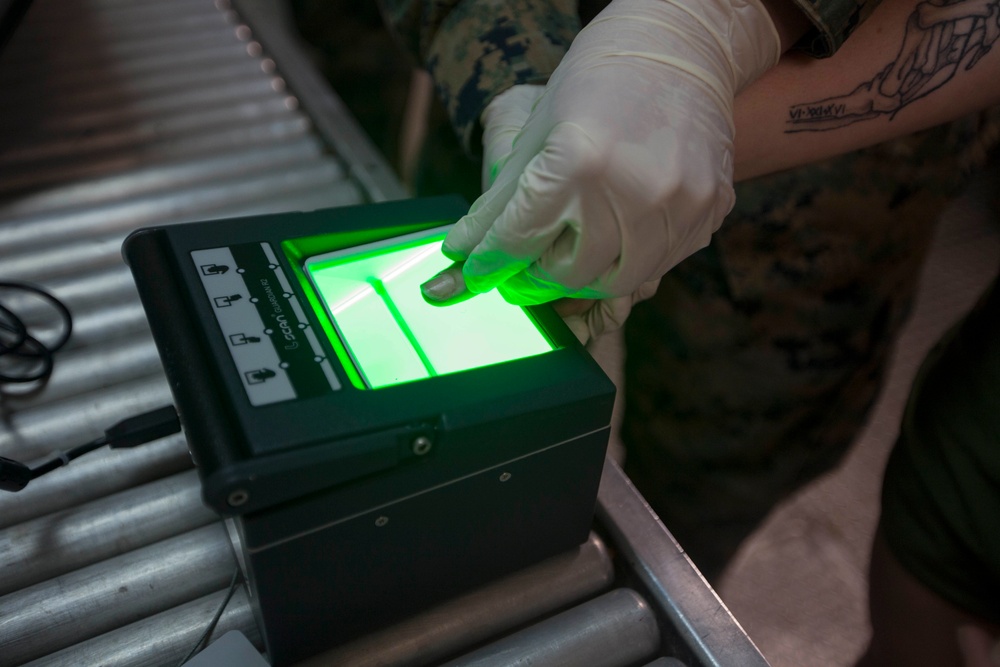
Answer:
[26, 435, 108, 479]
[0, 405, 180, 492]
[177, 567, 244, 667]
[0, 281, 72, 385]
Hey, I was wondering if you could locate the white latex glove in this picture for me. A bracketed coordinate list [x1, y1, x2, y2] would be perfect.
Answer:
[480, 85, 546, 192]
[423, 0, 782, 341]
[479, 84, 659, 343]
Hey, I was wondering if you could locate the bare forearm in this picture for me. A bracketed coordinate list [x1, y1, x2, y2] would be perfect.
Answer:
[734, 0, 1000, 181]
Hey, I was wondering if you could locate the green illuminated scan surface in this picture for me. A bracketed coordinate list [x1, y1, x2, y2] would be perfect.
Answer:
[306, 230, 555, 389]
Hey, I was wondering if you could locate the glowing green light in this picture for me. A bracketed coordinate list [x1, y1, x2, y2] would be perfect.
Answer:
[305, 228, 556, 389]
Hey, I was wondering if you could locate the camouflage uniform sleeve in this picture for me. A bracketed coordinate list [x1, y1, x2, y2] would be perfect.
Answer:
[790, 0, 882, 56]
[378, 0, 580, 154]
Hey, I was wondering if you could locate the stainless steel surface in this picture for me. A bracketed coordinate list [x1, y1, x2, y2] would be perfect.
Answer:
[299, 533, 615, 667]
[597, 458, 771, 667]
[0, 523, 235, 666]
[439, 588, 661, 667]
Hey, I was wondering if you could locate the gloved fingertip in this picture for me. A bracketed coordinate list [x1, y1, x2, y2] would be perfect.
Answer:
[421, 273, 456, 300]
[461, 272, 495, 296]
[441, 244, 468, 262]
[420, 268, 465, 303]
[420, 266, 471, 306]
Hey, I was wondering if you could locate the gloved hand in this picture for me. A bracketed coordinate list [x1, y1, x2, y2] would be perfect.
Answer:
[479, 84, 546, 193]
[422, 0, 782, 341]
[479, 84, 659, 343]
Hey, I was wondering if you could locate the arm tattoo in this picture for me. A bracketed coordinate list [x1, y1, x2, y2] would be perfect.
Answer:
[785, 0, 1000, 132]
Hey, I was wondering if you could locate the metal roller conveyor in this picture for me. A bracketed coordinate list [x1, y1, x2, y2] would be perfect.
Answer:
[1, 234, 136, 283]
[0, 435, 191, 529]
[35, 301, 152, 352]
[2, 171, 365, 280]
[0, 116, 316, 199]
[18, 266, 143, 314]
[23, 588, 261, 667]
[597, 458, 771, 667]
[0, 37, 253, 91]
[440, 588, 661, 667]
[0, 0, 770, 664]
[0, 375, 174, 462]
[0, 469, 215, 595]
[0, 160, 352, 254]
[1, 64, 281, 135]
[0, 523, 236, 666]
[0, 138, 325, 216]
[0, 333, 162, 410]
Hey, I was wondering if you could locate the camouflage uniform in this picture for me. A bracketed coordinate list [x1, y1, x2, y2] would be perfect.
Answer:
[622, 123, 999, 580]
[293, 0, 1000, 581]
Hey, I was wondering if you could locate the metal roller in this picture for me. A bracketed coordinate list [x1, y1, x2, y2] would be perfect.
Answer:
[0, 234, 133, 284]
[45, 266, 139, 309]
[2, 60, 271, 126]
[439, 588, 661, 667]
[0, 161, 350, 255]
[3, 14, 240, 66]
[1, 175, 364, 284]
[23, 587, 261, 667]
[0, 137, 324, 215]
[0, 374, 174, 461]
[227, 0, 407, 203]
[229, 185, 366, 217]
[300, 533, 615, 667]
[1, 114, 313, 202]
[0, 523, 235, 666]
[1, 267, 140, 328]
[21, 8, 233, 47]
[0, 469, 216, 595]
[0, 434, 191, 529]
[5, 88, 289, 156]
[2, 93, 298, 170]
[0, 334, 163, 411]
[596, 458, 771, 667]
[40, 302, 151, 353]
[9, 68, 285, 124]
[1, 27, 238, 70]
[0, 40, 251, 91]
[14, 0, 223, 28]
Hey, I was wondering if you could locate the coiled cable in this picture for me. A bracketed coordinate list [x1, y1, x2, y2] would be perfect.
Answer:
[0, 281, 73, 385]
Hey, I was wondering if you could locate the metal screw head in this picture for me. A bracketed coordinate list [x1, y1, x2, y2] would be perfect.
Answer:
[499, 472, 512, 482]
[411, 436, 432, 456]
[227, 489, 250, 507]
[375, 516, 389, 527]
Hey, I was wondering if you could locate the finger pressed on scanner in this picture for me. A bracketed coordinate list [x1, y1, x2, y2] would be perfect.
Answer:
[420, 263, 475, 306]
